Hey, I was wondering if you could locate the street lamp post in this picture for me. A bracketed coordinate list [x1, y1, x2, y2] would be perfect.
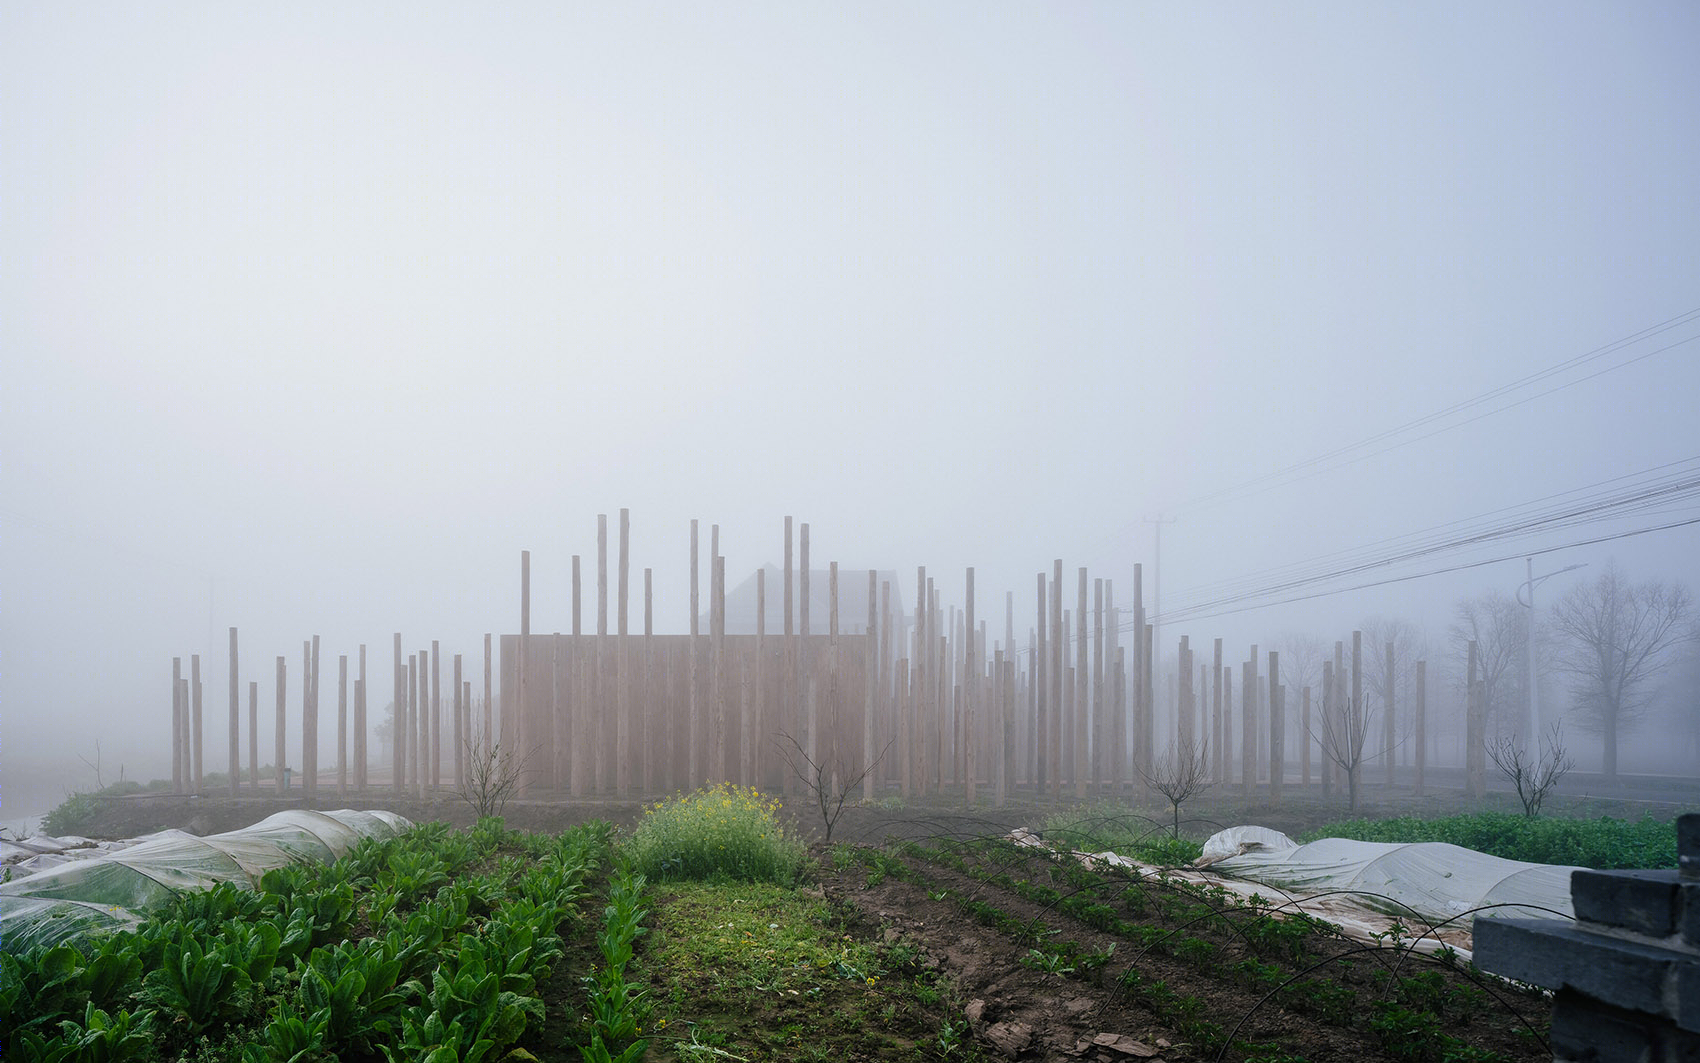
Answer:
[1518, 559, 1586, 745]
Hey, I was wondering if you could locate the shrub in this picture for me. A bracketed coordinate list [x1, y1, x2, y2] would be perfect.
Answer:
[624, 784, 806, 885]
[1038, 803, 1204, 865]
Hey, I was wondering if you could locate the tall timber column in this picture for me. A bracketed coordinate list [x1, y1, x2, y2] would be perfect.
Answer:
[756, 568, 767, 791]
[228, 629, 240, 797]
[1466, 640, 1485, 798]
[617, 508, 630, 795]
[801, 523, 814, 768]
[1268, 650, 1283, 805]
[1212, 638, 1224, 782]
[866, 570, 878, 801]
[1240, 651, 1255, 798]
[248, 681, 259, 793]
[1035, 571, 1048, 794]
[1091, 576, 1103, 791]
[429, 640, 440, 791]
[172, 657, 183, 791]
[1384, 640, 1397, 788]
[192, 654, 204, 793]
[1050, 560, 1064, 797]
[690, 520, 700, 788]
[644, 568, 654, 792]
[596, 518, 607, 792]
[520, 549, 532, 796]
[965, 567, 977, 808]
[338, 654, 348, 795]
[1178, 636, 1193, 750]
[1351, 632, 1363, 794]
[355, 645, 367, 791]
[783, 516, 793, 795]
[1414, 660, 1427, 796]
[275, 656, 287, 794]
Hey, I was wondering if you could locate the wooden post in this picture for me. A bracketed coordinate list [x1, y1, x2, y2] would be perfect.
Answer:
[356, 645, 367, 791]
[1466, 640, 1485, 798]
[865, 569, 878, 801]
[452, 652, 463, 789]
[689, 519, 700, 788]
[172, 657, 183, 792]
[228, 628, 240, 798]
[248, 680, 258, 792]
[1212, 638, 1224, 783]
[801, 523, 812, 766]
[1140, 622, 1154, 797]
[1384, 640, 1396, 789]
[829, 561, 840, 790]
[430, 639, 441, 791]
[644, 567, 654, 793]
[1351, 631, 1363, 799]
[483, 634, 493, 747]
[1414, 660, 1426, 796]
[192, 654, 203, 793]
[712, 553, 726, 782]
[1178, 636, 1193, 750]
[300, 643, 311, 792]
[755, 568, 766, 791]
[965, 567, 976, 808]
[408, 652, 420, 799]
[550, 634, 562, 792]
[617, 509, 630, 795]
[1034, 571, 1047, 795]
[1092, 577, 1104, 791]
[275, 656, 287, 794]
[338, 654, 348, 795]
[1241, 651, 1255, 798]
[881, 580, 893, 789]
[913, 567, 926, 796]
[1301, 686, 1311, 788]
[520, 549, 531, 797]
[1268, 650, 1283, 805]
[393, 634, 404, 792]
[1051, 560, 1063, 797]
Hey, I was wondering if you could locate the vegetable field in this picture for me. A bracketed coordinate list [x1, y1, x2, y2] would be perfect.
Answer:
[5, 790, 1609, 1063]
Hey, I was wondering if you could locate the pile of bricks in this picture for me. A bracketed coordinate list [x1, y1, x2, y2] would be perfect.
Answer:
[1476, 814, 1700, 1062]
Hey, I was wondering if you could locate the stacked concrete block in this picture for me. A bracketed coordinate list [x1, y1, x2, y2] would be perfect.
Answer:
[1476, 814, 1700, 1063]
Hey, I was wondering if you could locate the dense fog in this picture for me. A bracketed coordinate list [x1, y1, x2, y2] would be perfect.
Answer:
[4, 3, 1698, 824]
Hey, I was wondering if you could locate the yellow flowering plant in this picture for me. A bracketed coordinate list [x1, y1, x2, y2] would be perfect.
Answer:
[625, 783, 807, 885]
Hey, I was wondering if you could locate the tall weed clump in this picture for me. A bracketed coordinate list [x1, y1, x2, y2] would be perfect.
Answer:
[625, 784, 806, 885]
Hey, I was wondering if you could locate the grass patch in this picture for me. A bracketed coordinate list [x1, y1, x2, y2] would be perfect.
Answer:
[1304, 811, 1677, 869]
[626, 784, 808, 885]
[640, 880, 982, 1061]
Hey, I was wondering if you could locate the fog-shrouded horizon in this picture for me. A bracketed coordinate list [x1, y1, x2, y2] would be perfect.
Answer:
[5, 3, 1699, 817]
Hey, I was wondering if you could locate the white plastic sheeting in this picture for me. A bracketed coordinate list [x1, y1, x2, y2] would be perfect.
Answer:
[1197, 825, 1581, 928]
[0, 809, 411, 952]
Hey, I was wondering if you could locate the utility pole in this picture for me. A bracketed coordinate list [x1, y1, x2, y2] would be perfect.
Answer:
[1144, 515, 1176, 706]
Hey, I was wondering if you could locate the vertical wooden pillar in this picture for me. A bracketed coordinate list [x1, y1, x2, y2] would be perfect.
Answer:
[407, 653, 419, 798]
[299, 644, 311, 792]
[228, 628, 240, 798]
[356, 645, 367, 791]
[617, 508, 631, 795]
[1351, 631, 1363, 797]
[1034, 571, 1047, 794]
[866, 569, 878, 801]
[172, 657, 183, 792]
[1268, 650, 1283, 805]
[1466, 640, 1485, 798]
[192, 654, 204, 793]
[1178, 636, 1193, 750]
[1092, 577, 1104, 791]
[1301, 686, 1311, 788]
[913, 567, 926, 797]
[964, 567, 976, 808]
[338, 655, 348, 795]
[1384, 640, 1397, 789]
[1140, 622, 1154, 797]
[520, 549, 531, 796]
[430, 640, 441, 791]
[1212, 638, 1224, 782]
[644, 567, 654, 793]
[881, 580, 893, 789]
[1050, 560, 1063, 797]
[275, 656, 287, 794]
[829, 561, 840, 787]
[393, 634, 404, 792]
[755, 568, 767, 790]
[551, 635, 562, 792]
[712, 552, 726, 782]
[689, 519, 700, 788]
[801, 523, 813, 766]
[1414, 660, 1427, 796]
[483, 634, 493, 746]
[248, 681, 258, 792]
[453, 653, 463, 789]
[1241, 651, 1255, 798]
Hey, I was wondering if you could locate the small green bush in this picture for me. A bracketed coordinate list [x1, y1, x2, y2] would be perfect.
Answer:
[624, 783, 807, 884]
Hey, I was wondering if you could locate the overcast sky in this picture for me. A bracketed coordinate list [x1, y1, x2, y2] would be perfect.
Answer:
[5, 2, 1698, 802]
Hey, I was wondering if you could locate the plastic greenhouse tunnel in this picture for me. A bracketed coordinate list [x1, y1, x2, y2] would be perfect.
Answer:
[0, 808, 411, 953]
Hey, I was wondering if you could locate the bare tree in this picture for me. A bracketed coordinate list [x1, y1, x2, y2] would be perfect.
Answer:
[773, 731, 892, 844]
[1358, 616, 1428, 758]
[458, 731, 529, 819]
[1312, 695, 1372, 812]
[1450, 592, 1529, 740]
[1487, 723, 1575, 817]
[1138, 736, 1212, 839]
[1550, 563, 1694, 779]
